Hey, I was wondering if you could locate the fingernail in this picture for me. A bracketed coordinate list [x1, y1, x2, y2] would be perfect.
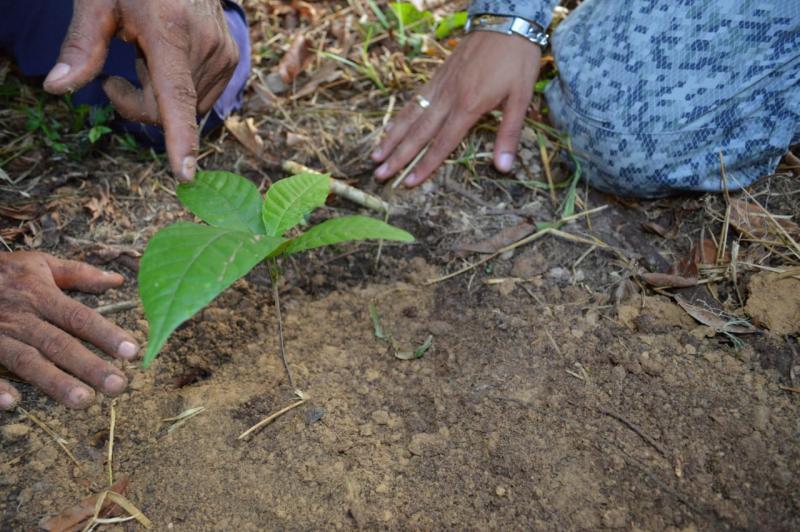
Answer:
[69, 387, 92, 407]
[0, 392, 16, 409]
[44, 63, 71, 86]
[497, 152, 514, 172]
[371, 148, 383, 161]
[104, 374, 127, 394]
[181, 156, 197, 182]
[375, 163, 389, 179]
[404, 173, 418, 186]
[118, 341, 139, 360]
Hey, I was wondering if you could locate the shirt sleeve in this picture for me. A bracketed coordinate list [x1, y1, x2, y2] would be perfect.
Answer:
[467, 0, 560, 29]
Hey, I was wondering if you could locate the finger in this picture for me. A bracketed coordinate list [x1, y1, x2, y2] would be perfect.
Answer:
[371, 97, 428, 165]
[34, 291, 139, 361]
[493, 90, 533, 173]
[0, 379, 20, 410]
[43, 0, 117, 94]
[147, 45, 200, 182]
[43, 255, 124, 294]
[373, 108, 448, 182]
[404, 113, 476, 187]
[18, 317, 128, 396]
[0, 335, 94, 409]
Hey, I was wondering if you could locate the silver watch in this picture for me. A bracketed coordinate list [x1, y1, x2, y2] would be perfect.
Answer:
[465, 14, 549, 48]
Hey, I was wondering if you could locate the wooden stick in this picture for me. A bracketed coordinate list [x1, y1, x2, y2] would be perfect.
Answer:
[238, 398, 307, 440]
[282, 160, 394, 214]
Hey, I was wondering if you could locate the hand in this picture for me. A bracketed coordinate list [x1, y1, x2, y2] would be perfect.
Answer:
[0, 252, 139, 411]
[42, 0, 240, 181]
[372, 32, 541, 187]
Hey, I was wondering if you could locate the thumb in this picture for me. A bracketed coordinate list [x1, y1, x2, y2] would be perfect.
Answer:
[44, 0, 117, 94]
[493, 89, 532, 173]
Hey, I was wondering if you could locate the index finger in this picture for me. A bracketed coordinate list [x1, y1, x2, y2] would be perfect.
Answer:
[145, 44, 199, 182]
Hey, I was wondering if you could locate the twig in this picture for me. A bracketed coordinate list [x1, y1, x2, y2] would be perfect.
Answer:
[95, 300, 138, 316]
[107, 399, 117, 487]
[391, 143, 429, 189]
[598, 407, 669, 459]
[238, 398, 307, 440]
[18, 406, 82, 470]
[282, 160, 394, 214]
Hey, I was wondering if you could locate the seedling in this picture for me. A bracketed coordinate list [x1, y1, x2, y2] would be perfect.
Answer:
[138, 170, 415, 369]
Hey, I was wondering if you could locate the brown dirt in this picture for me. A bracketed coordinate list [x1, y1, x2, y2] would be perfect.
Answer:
[2, 4, 800, 527]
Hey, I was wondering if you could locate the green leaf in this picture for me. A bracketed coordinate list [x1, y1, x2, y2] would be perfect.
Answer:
[435, 11, 467, 39]
[139, 223, 285, 367]
[390, 2, 432, 30]
[177, 171, 265, 234]
[88, 125, 111, 144]
[395, 334, 433, 360]
[262, 172, 331, 237]
[284, 215, 414, 255]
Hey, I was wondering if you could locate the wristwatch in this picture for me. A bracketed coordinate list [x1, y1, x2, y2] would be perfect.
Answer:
[465, 14, 549, 48]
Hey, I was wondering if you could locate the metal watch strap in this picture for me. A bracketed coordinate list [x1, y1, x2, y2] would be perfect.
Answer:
[465, 14, 549, 48]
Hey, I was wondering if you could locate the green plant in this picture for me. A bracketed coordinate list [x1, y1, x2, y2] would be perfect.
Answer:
[138, 170, 415, 368]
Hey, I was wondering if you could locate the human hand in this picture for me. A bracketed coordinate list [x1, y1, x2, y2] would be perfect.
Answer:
[0, 252, 139, 411]
[43, 0, 240, 181]
[372, 32, 541, 187]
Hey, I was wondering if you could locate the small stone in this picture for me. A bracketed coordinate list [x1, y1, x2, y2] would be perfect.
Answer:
[703, 350, 722, 365]
[753, 405, 770, 432]
[684, 343, 697, 355]
[408, 432, 445, 456]
[638, 351, 664, 376]
[359, 424, 374, 437]
[495, 486, 507, 497]
[364, 369, 380, 382]
[1, 423, 30, 442]
[371, 410, 390, 425]
[602, 508, 628, 528]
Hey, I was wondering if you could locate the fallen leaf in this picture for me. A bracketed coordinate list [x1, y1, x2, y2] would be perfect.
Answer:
[454, 222, 535, 255]
[729, 198, 800, 241]
[292, 63, 342, 100]
[640, 272, 698, 288]
[0, 203, 37, 221]
[641, 221, 670, 238]
[225, 116, 264, 156]
[39, 476, 130, 532]
[278, 33, 313, 85]
[674, 295, 758, 334]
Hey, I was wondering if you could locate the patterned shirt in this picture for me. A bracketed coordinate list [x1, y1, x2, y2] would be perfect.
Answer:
[468, 0, 800, 197]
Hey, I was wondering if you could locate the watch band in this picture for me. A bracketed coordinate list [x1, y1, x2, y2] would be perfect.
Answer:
[465, 14, 549, 48]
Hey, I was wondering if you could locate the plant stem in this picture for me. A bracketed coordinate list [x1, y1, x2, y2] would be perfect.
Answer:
[269, 259, 296, 390]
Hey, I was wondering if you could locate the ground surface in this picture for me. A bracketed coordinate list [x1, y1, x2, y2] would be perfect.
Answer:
[2, 1, 800, 530]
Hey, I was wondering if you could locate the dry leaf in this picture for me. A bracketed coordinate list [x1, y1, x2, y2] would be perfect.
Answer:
[640, 272, 698, 288]
[729, 198, 800, 241]
[225, 116, 264, 156]
[674, 295, 758, 334]
[0, 203, 37, 221]
[454, 222, 535, 255]
[278, 33, 313, 85]
[39, 476, 130, 532]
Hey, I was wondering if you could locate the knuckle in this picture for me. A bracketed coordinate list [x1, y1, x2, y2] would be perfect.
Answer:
[5, 344, 35, 376]
[66, 306, 93, 333]
[41, 332, 68, 362]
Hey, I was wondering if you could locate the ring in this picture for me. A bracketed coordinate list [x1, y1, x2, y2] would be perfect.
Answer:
[414, 94, 431, 109]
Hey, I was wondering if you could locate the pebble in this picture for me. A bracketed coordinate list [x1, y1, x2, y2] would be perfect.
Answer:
[371, 410, 390, 425]
[1, 423, 30, 442]
[495, 486, 507, 497]
[684, 343, 697, 355]
[753, 405, 770, 432]
[602, 508, 628, 528]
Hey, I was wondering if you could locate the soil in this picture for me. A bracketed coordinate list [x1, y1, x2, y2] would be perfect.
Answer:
[2, 6, 800, 528]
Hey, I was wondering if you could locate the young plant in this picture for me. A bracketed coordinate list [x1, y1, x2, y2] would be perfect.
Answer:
[138, 170, 414, 368]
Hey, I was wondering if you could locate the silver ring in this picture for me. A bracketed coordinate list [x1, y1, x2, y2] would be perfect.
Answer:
[414, 94, 431, 109]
